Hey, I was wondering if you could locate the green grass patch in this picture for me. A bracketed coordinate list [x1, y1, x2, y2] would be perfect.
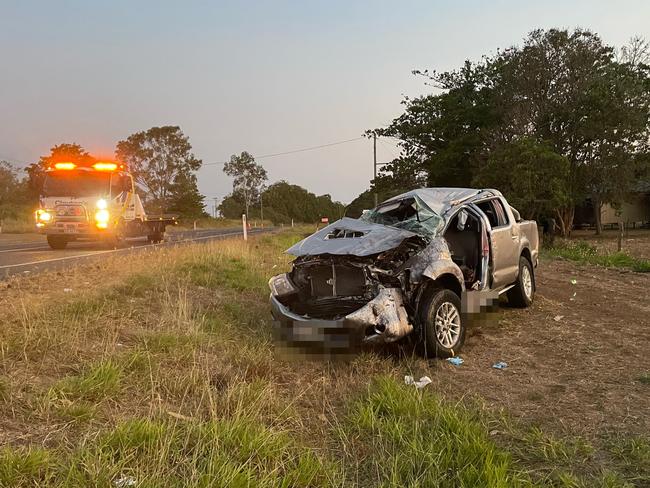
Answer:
[0, 417, 337, 487]
[49, 360, 122, 403]
[343, 376, 535, 487]
[545, 241, 650, 272]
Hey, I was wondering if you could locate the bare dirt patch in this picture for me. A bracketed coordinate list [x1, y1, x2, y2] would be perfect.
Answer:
[415, 258, 649, 446]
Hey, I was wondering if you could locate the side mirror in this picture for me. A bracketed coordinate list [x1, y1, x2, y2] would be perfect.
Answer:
[457, 209, 468, 231]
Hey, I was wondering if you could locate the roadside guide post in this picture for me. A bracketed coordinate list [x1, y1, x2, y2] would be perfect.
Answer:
[242, 214, 248, 241]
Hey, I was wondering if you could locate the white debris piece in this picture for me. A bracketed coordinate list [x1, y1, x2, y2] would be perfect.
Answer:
[553, 315, 564, 322]
[63, 288, 72, 293]
[404, 375, 432, 389]
[114, 475, 136, 487]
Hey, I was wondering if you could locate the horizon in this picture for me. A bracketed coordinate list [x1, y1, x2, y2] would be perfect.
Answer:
[1, 0, 648, 205]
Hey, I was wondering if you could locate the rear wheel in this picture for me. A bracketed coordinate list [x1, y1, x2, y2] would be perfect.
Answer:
[419, 288, 465, 358]
[47, 235, 68, 250]
[147, 232, 163, 244]
[507, 256, 535, 307]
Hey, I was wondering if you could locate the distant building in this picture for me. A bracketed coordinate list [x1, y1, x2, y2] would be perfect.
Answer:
[574, 182, 650, 229]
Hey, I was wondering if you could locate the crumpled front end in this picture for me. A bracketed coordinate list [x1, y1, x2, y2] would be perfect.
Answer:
[269, 243, 422, 350]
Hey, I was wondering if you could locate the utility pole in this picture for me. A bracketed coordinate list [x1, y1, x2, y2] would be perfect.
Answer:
[260, 191, 264, 227]
[373, 132, 378, 207]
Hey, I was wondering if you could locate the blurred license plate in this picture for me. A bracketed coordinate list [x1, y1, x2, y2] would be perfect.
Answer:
[64, 225, 76, 233]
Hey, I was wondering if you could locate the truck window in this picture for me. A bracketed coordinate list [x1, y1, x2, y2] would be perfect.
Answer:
[42, 171, 110, 197]
[476, 199, 509, 228]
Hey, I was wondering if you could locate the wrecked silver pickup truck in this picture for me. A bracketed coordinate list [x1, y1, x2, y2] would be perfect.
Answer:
[269, 188, 538, 357]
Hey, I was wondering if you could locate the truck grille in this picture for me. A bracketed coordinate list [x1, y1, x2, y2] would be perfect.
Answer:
[55, 205, 88, 222]
[308, 264, 367, 297]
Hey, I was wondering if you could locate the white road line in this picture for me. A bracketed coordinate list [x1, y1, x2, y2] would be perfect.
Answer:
[0, 230, 250, 270]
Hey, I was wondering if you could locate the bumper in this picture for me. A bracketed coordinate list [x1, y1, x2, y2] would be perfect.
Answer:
[38, 221, 107, 238]
[270, 287, 414, 350]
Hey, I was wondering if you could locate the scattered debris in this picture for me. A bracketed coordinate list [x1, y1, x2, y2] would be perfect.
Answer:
[570, 279, 577, 285]
[492, 361, 508, 370]
[446, 357, 464, 366]
[553, 315, 564, 322]
[404, 375, 432, 389]
[63, 288, 72, 293]
[489, 429, 500, 436]
[113, 475, 136, 487]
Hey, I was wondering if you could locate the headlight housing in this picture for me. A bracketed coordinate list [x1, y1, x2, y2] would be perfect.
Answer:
[268, 273, 297, 297]
[36, 209, 52, 223]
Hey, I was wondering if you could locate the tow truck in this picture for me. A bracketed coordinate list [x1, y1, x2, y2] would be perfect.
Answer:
[35, 161, 177, 249]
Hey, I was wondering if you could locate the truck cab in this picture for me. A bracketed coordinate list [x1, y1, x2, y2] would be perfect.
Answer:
[35, 161, 176, 249]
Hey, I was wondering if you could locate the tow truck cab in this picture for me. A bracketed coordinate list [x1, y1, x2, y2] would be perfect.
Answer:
[35, 161, 177, 249]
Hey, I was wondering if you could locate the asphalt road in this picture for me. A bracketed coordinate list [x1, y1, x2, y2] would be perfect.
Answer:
[0, 228, 270, 280]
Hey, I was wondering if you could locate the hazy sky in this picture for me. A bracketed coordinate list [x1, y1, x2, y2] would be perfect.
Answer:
[1, 1, 648, 207]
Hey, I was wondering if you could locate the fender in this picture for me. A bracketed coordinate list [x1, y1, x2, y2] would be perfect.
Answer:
[405, 237, 465, 290]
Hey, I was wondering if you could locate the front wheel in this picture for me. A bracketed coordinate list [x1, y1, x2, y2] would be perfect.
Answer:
[419, 288, 465, 358]
[47, 235, 68, 250]
[507, 256, 535, 307]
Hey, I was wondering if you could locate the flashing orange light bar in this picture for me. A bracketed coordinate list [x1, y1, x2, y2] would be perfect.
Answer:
[93, 162, 118, 171]
[54, 162, 76, 170]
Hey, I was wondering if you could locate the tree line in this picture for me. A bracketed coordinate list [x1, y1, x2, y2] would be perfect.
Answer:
[1, 129, 344, 225]
[350, 29, 650, 236]
[218, 151, 345, 224]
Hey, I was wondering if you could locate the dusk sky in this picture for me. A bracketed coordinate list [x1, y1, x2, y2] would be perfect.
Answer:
[1, 0, 648, 207]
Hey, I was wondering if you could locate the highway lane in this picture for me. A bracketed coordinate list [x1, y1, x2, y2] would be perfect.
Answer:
[0, 228, 270, 280]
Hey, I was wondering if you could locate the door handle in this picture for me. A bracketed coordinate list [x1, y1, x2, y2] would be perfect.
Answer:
[511, 235, 518, 240]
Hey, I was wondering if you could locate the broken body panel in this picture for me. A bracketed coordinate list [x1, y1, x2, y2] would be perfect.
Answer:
[269, 187, 538, 354]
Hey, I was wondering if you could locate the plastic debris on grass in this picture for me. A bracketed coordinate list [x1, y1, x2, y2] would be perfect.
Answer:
[553, 315, 564, 322]
[114, 476, 136, 487]
[492, 361, 508, 370]
[446, 357, 464, 366]
[404, 375, 432, 389]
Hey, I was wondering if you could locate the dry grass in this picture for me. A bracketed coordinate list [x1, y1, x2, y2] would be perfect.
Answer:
[0, 229, 645, 487]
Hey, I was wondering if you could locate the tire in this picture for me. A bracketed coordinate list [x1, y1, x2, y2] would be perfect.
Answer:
[47, 235, 68, 250]
[147, 233, 163, 244]
[419, 287, 465, 358]
[103, 233, 124, 249]
[507, 256, 535, 308]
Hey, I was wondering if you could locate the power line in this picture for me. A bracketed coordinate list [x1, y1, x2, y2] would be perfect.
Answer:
[202, 136, 365, 166]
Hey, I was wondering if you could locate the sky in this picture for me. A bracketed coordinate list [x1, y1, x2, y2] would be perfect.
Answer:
[1, 0, 649, 209]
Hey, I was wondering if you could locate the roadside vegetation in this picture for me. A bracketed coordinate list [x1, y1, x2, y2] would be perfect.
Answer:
[545, 240, 650, 272]
[0, 230, 647, 487]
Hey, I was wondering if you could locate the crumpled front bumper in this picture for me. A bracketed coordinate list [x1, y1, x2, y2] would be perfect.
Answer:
[269, 287, 414, 351]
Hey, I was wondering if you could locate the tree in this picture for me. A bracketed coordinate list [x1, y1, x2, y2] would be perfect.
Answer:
[372, 28, 650, 236]
[0, 161, 30, 220]
[473, 138, 570, 220]
[617, 35, 650, 66]
[26, 143, 94, 200]
[223, 152, 267, 219]
[116, 126, 204, 215]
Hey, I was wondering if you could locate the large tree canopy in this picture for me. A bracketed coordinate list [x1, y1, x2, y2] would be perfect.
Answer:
[371, 28, 650, 235]
[116, 126, 204, 216]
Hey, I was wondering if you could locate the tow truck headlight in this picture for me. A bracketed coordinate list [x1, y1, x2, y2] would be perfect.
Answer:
[36, 209, 52, 222]
[95, 208, 110, 228]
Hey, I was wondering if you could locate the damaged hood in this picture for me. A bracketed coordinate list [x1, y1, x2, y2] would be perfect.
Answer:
[286, 217, 419, 257]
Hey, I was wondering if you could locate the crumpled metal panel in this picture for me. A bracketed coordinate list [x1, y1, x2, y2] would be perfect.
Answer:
[286, 217, 418, 257]
[384, 188, 499, 216]
[346, 287, 413, 342]
[405, 237, 465, 288]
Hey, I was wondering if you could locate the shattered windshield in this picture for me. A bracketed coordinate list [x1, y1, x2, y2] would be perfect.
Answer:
[360, 195, 443, 237]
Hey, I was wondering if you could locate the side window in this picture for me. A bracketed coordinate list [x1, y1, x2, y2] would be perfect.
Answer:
[110, 174, 122, 198]
[477, 199, 509, 228]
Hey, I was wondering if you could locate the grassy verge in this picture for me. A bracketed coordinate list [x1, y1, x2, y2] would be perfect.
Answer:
[0, 230, 646, 487]
[544, 240, 650, 272]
